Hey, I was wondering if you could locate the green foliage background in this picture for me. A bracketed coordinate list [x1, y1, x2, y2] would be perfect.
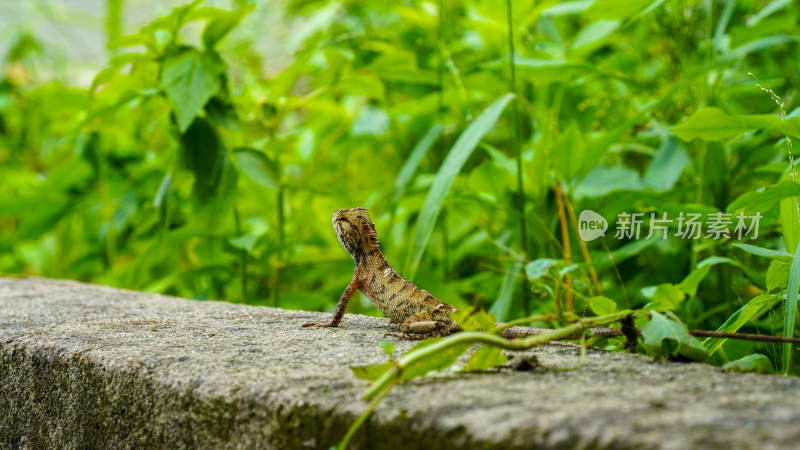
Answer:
[1, 0, 800, 371]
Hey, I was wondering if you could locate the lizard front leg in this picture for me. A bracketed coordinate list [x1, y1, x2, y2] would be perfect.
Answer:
[385, 312, 450, 340]
[302, 277, 358, 328]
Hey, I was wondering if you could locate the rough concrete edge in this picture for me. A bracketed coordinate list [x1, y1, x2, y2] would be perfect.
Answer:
[0, 299, 506, 450]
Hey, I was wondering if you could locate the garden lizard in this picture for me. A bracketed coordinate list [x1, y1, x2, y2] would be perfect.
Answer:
[302, 208, 800, 343]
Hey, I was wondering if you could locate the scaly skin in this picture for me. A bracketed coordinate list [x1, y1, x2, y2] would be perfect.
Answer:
[302, 208, 563, 338]
[301, 208, 455, 337]
[302, 208, 800, 343]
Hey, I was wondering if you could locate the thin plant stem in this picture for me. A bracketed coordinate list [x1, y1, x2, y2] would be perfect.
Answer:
[505, 0, 530, 313]
[234, 207, 248, 302]
[364, 311, 635, 400]
[748, 72, 798, 374]
[553, 182, 573, 312]
[563, 194, 603, 296]
[600, 236, 630, 309]
[337, 379, 398, 449]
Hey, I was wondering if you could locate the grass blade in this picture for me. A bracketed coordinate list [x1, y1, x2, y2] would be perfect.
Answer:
[405, 93, 514, 278]
[488, 258, 522, 322]
[394, 124, 443, 202]
[783, 250, 800, 373]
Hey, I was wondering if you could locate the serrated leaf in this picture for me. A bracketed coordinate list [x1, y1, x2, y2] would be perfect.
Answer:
[642, 311, 708, 361]
[723, 353, 774, 374]
[461, 345, 508, 372]
[350, 361, 395, 381]
[585, 296, 617, 316]
[767, 260, 789, 292]
[234, 148, 279, 190]
[671, 107, 800, 142]
[160, 49, 221, 132]
[451, 307, 496, 332]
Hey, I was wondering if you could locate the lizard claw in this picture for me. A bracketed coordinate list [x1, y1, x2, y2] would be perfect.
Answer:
[302, 322, 332, 328]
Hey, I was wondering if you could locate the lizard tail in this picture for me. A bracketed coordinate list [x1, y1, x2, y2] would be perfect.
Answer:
[499, 326, 800, 344]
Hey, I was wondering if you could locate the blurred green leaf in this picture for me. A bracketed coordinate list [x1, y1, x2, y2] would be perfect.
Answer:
[718, 35, 800, 64]
[703, 293, 777, 356]
[783, 248, 800, 372]
[571, 20, 620, 51]
[451, 307, 497, 332]
[584, 0, 652, 20]
[732, 243, 793, 262]
[234, 148, 279, 190]
[779, 174, 800, 254]
[351, 105, 390, 137]
[524, 259, 558, 281]
[727, 180, 800, 214]
[643, 135, 688, 192]
[766, 260, 789, 292]
[380, 339, 395, 357]
[407, 93, 513, 277]
[642, 311, 708, 361]
[488, 259, 522, 322]
[180, 117, 224, 200]
[160, 50, 222, 132]
[461, 345, 508, 372]
[585, 296, 617, 316]
[154, 172, 172, 209]
[746, 0, 793, 26]
[203, 4, 255, 49]
[552, 122, 584, 181]
[650, 284, 686, 310]
[351, 361, 395, 381]
[723, 354, 774, 374]
[395, 125, 442, 202]
[672, 107, 800, 142]
[402, 339, 472, 380]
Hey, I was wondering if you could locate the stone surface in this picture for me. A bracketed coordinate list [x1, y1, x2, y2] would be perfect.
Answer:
[1, 277, 799, 449]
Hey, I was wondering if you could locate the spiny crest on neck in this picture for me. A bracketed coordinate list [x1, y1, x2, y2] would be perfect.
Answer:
[332, 207, 381, 264]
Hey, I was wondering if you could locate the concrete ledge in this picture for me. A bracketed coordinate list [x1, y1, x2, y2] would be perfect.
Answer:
[1, 277, 800, 449]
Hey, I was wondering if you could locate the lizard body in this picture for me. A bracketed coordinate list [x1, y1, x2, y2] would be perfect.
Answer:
[303, 208, 457, 337]
[302, 208, 800, 344]
[303, 208, 589, 338]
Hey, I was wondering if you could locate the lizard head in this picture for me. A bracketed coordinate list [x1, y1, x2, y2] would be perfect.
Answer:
[333, 207, 379, 264]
